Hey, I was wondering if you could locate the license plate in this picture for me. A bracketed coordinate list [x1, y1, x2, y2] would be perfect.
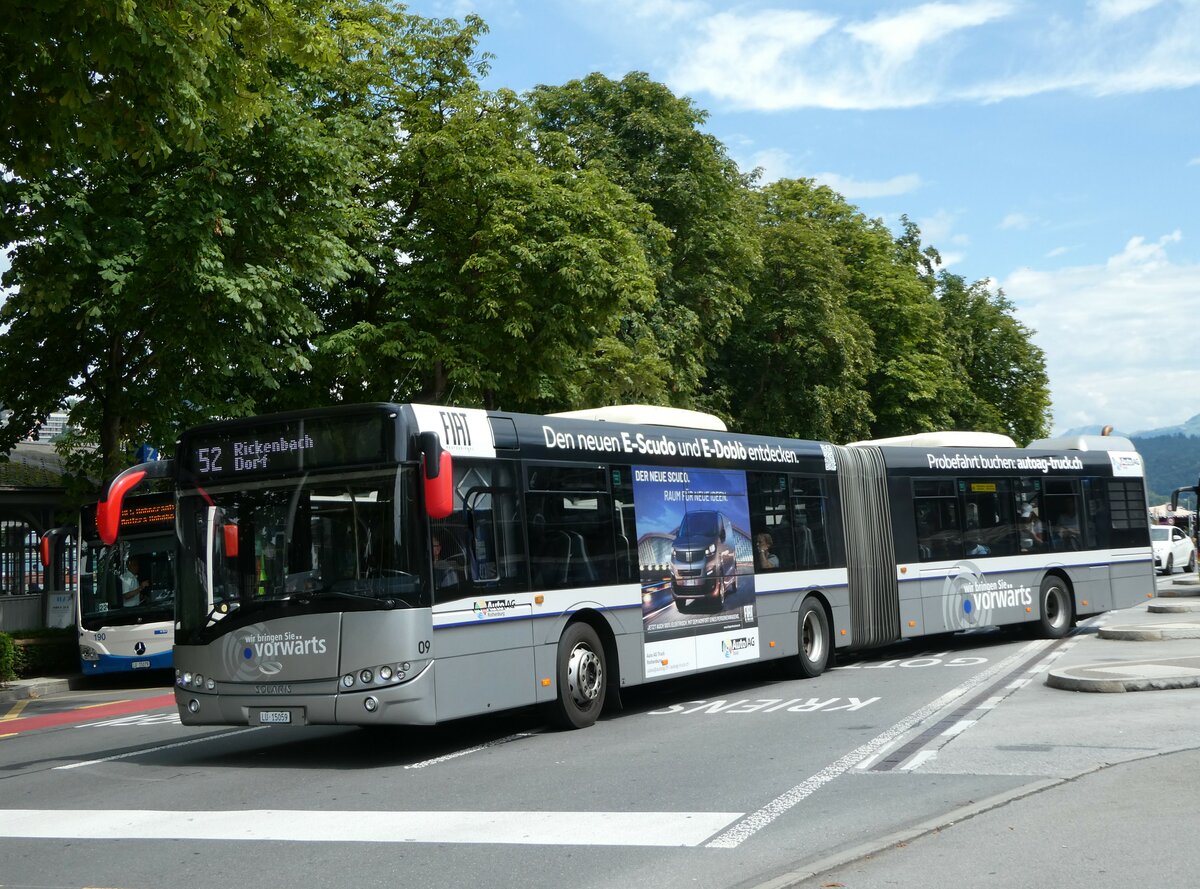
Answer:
[131, 660, 151, 669]
[258, 710, 292, 725]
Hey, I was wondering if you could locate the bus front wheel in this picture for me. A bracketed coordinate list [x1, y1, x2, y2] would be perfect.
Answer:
[546, 622, 606, 730]
[781, 596, 831, 679]
[1038, 577, 1074, 639]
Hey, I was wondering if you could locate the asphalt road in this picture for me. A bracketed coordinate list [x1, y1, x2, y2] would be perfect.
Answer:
[0, 573, 1195, 889]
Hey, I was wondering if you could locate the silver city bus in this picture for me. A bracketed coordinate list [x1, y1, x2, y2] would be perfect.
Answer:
[97, 404, 1155, 730]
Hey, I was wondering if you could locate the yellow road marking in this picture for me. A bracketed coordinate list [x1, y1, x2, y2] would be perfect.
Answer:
[0, 700, 31, 721]
[78, 699, 131, 710]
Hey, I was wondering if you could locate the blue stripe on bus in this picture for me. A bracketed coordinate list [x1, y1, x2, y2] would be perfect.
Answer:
[83, 649, 173, 674]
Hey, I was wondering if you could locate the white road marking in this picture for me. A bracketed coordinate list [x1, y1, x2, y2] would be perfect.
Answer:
[0, 809, 742, 847]
[705, 638, 1050, 849]
[403, 731, 541, 769]
[53, 728, 265, 770]
[898, 750, 938, 771]
[941, 719, 976, 738]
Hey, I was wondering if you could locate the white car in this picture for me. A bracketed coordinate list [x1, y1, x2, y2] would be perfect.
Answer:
[1150, 524, 1196, 575]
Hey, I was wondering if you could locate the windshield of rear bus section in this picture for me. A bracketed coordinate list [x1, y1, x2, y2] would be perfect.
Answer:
[79, 537, 176, 631]
[175, 468, 426, 641]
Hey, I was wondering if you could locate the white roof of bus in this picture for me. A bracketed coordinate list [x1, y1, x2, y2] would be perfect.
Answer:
[846, 431, 1017, 448]
[548, 405, 727, 431]
[1026, 434, 1137, 451]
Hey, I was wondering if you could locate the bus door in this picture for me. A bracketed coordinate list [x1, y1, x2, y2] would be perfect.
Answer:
[431, 461, 533, 721]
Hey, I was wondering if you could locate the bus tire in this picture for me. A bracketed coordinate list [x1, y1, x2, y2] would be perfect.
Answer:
[1038, 576, 1074, 639]
[781, 596, 831, 679]
[546, 622, 606, 730]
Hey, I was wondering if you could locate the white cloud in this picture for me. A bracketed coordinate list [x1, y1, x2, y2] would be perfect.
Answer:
[812, 171, 923, 199]
[1003, 232, 1200, 434]
[845, 2, 1013, 66]
[1091, 0, 1165, 22]
[668, 2, 1200, 110]
[1045, 246, 1072, 258]
[999, 212, 1034, 231]
[1188, 156, 1200, 166]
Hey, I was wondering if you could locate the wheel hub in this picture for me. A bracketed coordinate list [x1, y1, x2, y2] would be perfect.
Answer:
[566, 643, 602, 706]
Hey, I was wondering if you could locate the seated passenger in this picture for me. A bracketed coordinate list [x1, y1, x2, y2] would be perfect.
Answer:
[754, 532, 780, 570]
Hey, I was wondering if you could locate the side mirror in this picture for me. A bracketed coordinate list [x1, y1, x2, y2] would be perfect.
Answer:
[97, 459, 175, 545]
[223, 524, 240, 559]
[419, 431, 453, 519]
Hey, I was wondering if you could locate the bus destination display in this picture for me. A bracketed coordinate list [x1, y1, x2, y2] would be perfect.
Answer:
[182, 414, 392, 480]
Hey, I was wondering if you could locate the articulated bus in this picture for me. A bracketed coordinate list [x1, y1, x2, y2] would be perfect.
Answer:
[75, 492, 177, 674]
[98, 403, 1154, 729]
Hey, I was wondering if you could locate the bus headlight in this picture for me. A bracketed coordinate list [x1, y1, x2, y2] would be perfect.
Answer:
[188, 699, 200, 714]
[378, 665, 393, 681]
[359, 669, 374, 684]
[80, 646, 99, 662]
[341, 674, 355, 689]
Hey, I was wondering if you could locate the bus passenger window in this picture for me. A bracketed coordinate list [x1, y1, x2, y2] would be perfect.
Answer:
[525, 464, 616, 591]
[913, 480, 960, 562]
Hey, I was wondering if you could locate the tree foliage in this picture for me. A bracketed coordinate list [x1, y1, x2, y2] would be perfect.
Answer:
[0, 0, 374, 478]
[937, 271, 1051, 443]
[0, 3, 1054, 480]
[528, 73, 761, 407]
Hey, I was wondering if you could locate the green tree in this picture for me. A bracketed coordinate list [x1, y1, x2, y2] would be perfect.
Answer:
[717, 180, 873, 441]
[0, 0, 377, 479]
[528, 72, 761, 408]
[0, 0, 327, 176]
[937, 271, 1051, 443]
[271, 19, 664, 414]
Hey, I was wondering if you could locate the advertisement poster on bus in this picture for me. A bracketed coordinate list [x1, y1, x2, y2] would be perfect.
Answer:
[633, 465, 759, 678]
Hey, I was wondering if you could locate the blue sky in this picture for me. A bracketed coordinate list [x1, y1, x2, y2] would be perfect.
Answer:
[411, 0, 1200, 436]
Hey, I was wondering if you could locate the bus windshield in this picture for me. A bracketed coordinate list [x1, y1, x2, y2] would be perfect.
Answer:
[175, 468, 426, 638]
[79, 538, 175, 631]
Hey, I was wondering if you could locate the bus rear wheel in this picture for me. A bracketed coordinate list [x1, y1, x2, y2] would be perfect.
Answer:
[781, 596, 831, 679]
[546, 622, 606, 730]
[1038, 577, 1074, 639]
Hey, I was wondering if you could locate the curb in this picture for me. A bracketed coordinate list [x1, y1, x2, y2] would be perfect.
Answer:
[1149, 601, 1200, 614]
[0, 676, 79, 705]
[1045, 656, 1200, 692]
[1098, 623, 1200, 640]
[745, 778, 1064, 889]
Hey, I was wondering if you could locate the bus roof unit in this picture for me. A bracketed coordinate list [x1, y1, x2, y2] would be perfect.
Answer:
[846, 431, 1017, 448]
[547, 404, 727, 431]
[1027, 434, 1137, 452]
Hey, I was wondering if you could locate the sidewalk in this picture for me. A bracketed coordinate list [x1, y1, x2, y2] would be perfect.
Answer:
[1046, 573, 1200, 692]
[0, 674, 83, 705]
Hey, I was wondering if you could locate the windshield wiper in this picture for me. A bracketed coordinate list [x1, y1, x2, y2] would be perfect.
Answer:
[294, 590, 398, 609]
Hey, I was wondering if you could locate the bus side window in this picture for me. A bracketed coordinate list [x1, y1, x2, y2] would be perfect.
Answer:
[525, 464, 615, 590]
[913, 479, 960, 561]
[790, 475, 830, 569]
[748, 472, 789, 571]
[611, 466, 638, 584]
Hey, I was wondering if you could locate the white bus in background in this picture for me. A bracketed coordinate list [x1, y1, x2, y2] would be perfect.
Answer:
[75, 492, 176, 674]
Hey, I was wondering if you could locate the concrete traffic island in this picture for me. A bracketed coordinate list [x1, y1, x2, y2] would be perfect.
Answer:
[1045, 656, 1200, 692]
[1097, 622, 1200, 640]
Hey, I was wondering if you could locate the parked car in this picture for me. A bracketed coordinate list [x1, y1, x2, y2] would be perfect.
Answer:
[1150, 524, 1196, 575]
